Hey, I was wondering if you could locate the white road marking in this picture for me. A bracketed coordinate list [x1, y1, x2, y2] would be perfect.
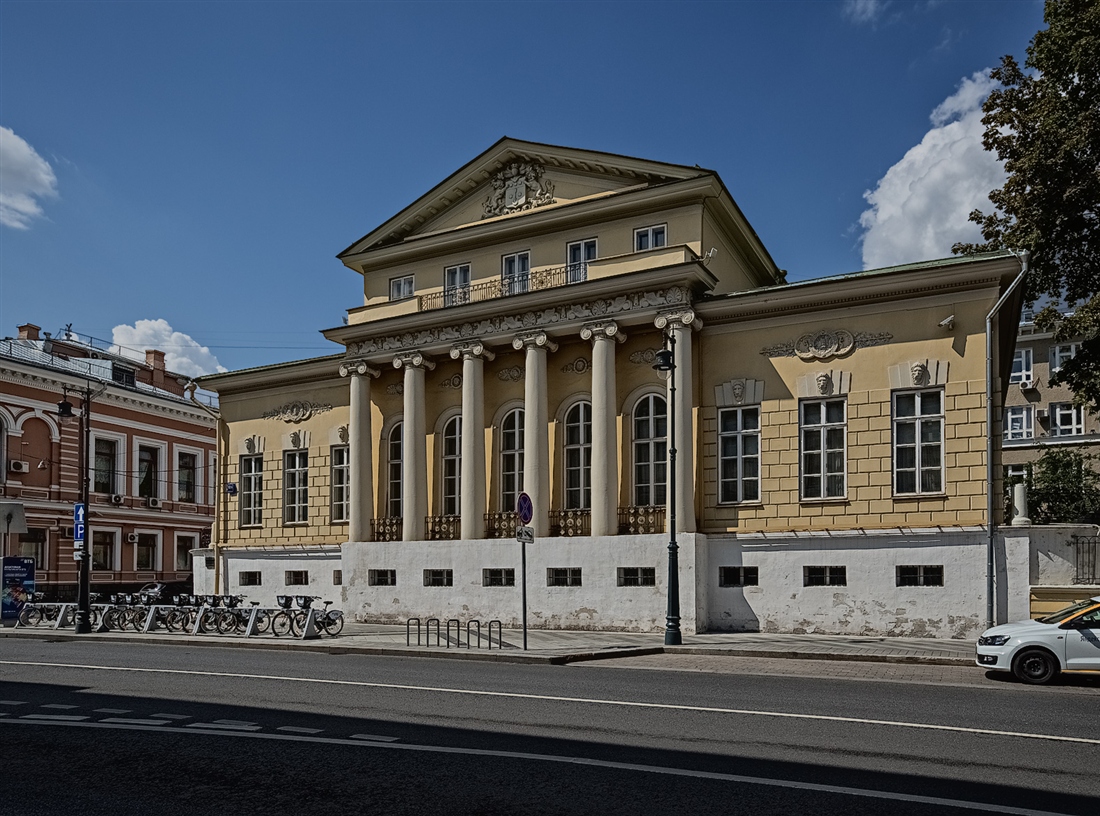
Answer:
[94, 708, 131, 714]
[185, 722, 262, 731]
[40, 703, 78, 709]
[0, 701, 28, 706]
[1, 659, 1095, 748]
[0, 718, 1076, 816]
[350, 733, 400, 742]
[20, 714, 89, 721]
[152, 713, 190, 720]
[277, 726, 323, 734]
[100, 718, 172, 726]
[213, 719, 256, 726]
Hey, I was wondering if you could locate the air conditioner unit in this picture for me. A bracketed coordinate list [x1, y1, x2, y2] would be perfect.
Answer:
[1019, 379, 1035, 390]
[126, 533, 139, 544]
[110, 494, 125, 505]
[8, 460, 29, 474]
[146, 497, 162, 509]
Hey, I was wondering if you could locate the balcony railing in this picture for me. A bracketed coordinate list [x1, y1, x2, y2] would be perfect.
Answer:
[427, 515, 460, 541]
[371, 517, 402, 542]
[417, 264, 588, 312]
[485, 511, 520, 539]
[550, 509, 591, 537]
[618, 506, 666, 535]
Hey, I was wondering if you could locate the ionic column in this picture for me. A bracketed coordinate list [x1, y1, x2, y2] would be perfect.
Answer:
[451, 341, 495, 539]
[512, 331, 558, 536]
[581, 321, 626, 536]
[393, 351, 435, 541]
[339, 360, 380, 543]
[655, 310, 700, 533]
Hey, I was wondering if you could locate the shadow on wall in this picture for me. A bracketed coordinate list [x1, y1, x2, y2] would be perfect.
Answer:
[711, 587, 761, 632]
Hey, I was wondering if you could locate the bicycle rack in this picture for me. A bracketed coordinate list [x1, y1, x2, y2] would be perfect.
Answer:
[298, 608, 321, 639]
[425, 617, 441, 646]
[243, 606, 264, 637]
[466, 619, 481, 648]
[406, 617, 421, 646]
[488, 619, 502, 649]
[445, 619, 461, 647]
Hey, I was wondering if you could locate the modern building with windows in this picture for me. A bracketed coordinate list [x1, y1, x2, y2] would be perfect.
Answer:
[1, 323, 217, 599]
[196, 138, 1087, 637]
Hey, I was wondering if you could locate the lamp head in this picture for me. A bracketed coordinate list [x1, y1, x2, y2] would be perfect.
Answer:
[653, 348, 674, 376]
[57, 399, 76, 419]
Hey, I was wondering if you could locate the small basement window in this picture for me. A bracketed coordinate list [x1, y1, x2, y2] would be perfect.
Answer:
[896, 565, 944, 587]
[483, 568, 515, 587]
[238, 571, 262, 586]
[368, 569, 396, 586]
[285, 570, 309, 586]
[804, 566, 846, 587]
[547, 567, 582, 587]
[423, 569, 453, 587]
[719, 566, 759, 587]
[617, 567, 656, 587]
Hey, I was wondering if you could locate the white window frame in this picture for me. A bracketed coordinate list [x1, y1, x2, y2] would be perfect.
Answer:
[1004, 405, 1034, 441]
[444, 263, 471, 306]
[387, 422, 403, 519]
[632, 393, 667, 507]
[718, 406, 761, 504]
[500, 408, 524, 511]
[892, 389, 944, 496]
[501, 251, 530, 296]
[1050, 402, 1085, 436]
[566, 238, 597, 283]
[240, 454, 263, 528]
[390, 275, 415, 301]
[91, 430, 126, 496]
[132, 437, 167, 499]
[441, 415, 462, 516]
[1010, 348, 1034, 385]
[133, 529, 161, 572]
[1050, 343, 1079, 373]
[174, 444, 204, 504]
[208, 452, 217, 506]
[283, 449, 309, 525]
[174, 532, 197, 572]
[800, 399, 847, 500]
[563, 401, 592, 510]
[634, 224, 666, 252]
[330, 444, 350, 524]
[91, 527, 121, 572]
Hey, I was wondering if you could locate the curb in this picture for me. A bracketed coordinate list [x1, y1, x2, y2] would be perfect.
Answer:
[0, 628, 970, 667]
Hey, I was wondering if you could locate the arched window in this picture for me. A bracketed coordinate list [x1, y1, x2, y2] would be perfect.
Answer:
[387, 422, 403, 518]
[633, 394, 667, 507]
[500, 408, 524, 512]
[441, 415, 462, 516]
[564, 401, 591, 509]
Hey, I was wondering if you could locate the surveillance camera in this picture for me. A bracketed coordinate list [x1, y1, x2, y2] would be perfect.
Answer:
[938, 315, 955, 329]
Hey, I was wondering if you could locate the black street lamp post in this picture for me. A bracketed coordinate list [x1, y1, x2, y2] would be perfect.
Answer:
[653, 331, 682, 646]
[58, 387, 92, 634]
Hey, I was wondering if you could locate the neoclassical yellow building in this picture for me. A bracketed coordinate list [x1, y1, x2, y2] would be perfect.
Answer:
[197, 138, 1040, 636]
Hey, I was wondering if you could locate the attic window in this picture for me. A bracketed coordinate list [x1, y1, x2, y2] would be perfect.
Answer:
[112, 365, 136, 386]
[390, 275, 414, 301]
[634, 225, 666, 252]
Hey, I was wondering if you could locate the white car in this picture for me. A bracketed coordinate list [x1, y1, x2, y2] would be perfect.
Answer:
[975, 596, 1100, 684]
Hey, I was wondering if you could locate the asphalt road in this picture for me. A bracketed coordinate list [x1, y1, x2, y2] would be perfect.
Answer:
[1, 638, 1097, 816]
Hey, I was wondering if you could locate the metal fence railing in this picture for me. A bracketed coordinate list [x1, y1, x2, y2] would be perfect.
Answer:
[1073, 536, 1099, 584]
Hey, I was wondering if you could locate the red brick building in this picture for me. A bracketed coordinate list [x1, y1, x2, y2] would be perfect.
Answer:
[1, 323, 217, 599]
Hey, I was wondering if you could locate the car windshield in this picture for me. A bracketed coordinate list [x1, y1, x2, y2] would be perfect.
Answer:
[1037, 598, 1099, 624]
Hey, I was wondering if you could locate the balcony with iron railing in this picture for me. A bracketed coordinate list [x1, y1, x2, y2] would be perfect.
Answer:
[617, 505, 666, 535]
[370, 517, 402, 542]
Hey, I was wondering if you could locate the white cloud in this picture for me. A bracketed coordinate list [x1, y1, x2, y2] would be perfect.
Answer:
[0, 126, 58, 229]
[843, 0, 888, 25]
[857, 70, 1006, 269]
[112, 319, 227, 378]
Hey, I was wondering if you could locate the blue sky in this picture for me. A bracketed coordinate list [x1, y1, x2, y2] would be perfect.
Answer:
[1, 0, 1044, 375]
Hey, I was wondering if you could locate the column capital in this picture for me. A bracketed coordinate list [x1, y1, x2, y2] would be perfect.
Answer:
[392, 351, 436, 371]
[581, 320, 627, 344]
[449, 341, 496, 362]
[655, 309, 702, 332]
[338, 360, 380, 378]
[512, 331, 558, 353]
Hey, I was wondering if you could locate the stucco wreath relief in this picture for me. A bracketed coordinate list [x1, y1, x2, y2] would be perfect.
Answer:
[263, 400, 333, 423]
[760, 329, 892, 361]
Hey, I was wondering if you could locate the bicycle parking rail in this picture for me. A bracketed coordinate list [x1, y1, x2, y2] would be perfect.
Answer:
[488, 620, 502, 649]
[406, 617, 421, 646]
[466, 619, 481, 648]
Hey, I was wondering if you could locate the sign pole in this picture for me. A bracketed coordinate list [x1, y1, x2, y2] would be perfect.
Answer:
[516, 491, 534, 652]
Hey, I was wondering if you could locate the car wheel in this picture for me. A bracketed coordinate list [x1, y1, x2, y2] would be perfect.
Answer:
[1013, 648, 1059, 685]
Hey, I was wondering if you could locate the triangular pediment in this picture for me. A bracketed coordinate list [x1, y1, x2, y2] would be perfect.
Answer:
[338, 137, 709, 258]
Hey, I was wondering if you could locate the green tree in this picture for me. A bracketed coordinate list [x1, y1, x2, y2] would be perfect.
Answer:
[952, 0, 1100, 410]
[1023, 447, 1100, 524]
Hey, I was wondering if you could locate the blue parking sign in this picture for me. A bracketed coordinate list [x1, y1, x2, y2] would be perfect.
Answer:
[74, 503, 85, 542]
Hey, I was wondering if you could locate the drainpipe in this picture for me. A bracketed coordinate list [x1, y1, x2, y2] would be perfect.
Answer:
[187, 383, 224, 594]
[985, 249, 1029, 629]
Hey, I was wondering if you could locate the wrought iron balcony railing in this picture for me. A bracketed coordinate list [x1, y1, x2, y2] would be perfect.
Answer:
[550, 509, 591, 537]
[417, 263, 588, 312]
[371, 517, 402, 542]
[427, 515, 460, 541]
[617, 506, 666, 535]
[485, 511, 520, 539]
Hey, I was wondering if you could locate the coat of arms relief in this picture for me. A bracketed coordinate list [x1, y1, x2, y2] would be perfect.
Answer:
[483, 161, 556, 218]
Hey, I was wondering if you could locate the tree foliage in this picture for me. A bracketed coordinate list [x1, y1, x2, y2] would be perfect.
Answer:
[953, 0, 1100, 410]
[1019, 447, 1100, 524]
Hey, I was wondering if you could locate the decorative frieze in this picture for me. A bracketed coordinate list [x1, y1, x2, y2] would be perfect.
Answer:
[629, 349, 659, 365]
[760, 329, 893, 360]
[440, 373, 463, 390]
[561, 357, 590, 375]
[497, 366, 524, 382]
[385, 383, 404, 396]
[263, 401, 332, 423]
[482, 161, 555, 218]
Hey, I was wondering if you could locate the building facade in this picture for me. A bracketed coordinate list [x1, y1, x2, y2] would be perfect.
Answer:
[196, 139, 1049, 637]
[1, 324, 217, 600]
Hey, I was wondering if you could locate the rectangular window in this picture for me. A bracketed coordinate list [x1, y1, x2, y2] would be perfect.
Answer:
[1004, 405, 1033, 441]
[175, 535, 195, 571]
[617, 567, 656, 587]
[239, 571, 262, 586]
[178, 452, 197, 503]
[240, 455, 263, 527]
[502, 251, 530, 296]
[719, 566, 759, 587]
[896, 565, 944, 587]
[283, 450, 309, 524]
[634, 224, 666, 252]
[91, 531, 115, 571]
[804, 566, 846, 586]
[566, 238, 597, 282]
[331, 445, 350, 524]
[388, 427, 403, 518]
[369, 569, 397, 586]
[1010, 348, 1033, 384]
[547, 567, 582, 587]
[718, 406, 760, 503]
[390, 275, 414, 301]
[483, 568, 516, 587]
[1050, 343, 1079, 373]
[333, 570, 342, 586]
[136, 533, 158, 571]
[1050, 402, 1085, 436]
[444, 263, 471, 306]
[893, 390, 944, 495]
[93, 438, 117, 494]
[138, 445, 159, 499]
[18, 528, 47, 567]
[423, 569, 453, 587]
[801, 399, 846, 499]
[285, 570, 309, 586]
[111, 364, 135, 387]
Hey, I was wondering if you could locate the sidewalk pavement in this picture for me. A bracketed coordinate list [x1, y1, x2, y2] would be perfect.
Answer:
[1, 621, 976, 666]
